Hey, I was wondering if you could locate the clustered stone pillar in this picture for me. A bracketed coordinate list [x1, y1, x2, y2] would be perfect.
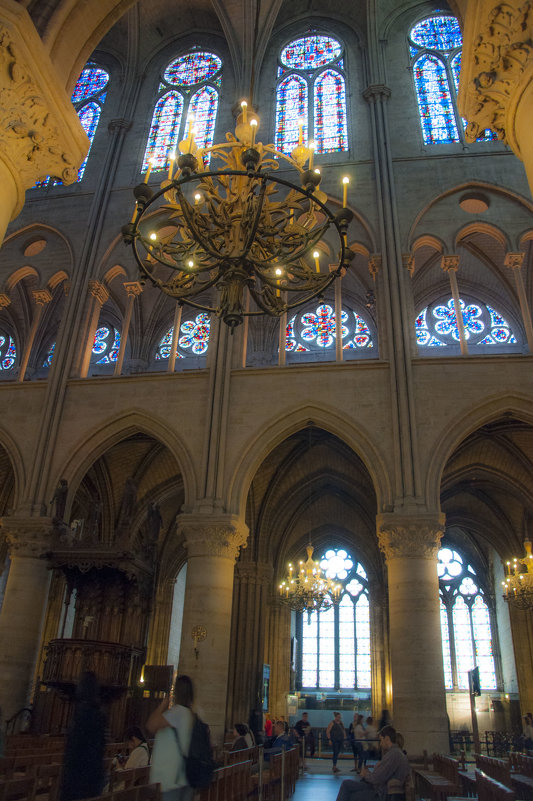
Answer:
[114, 282, 143, 376]
[177, 515, 248, 743]
[264, 597, 291, 719]
[17, 290, 52, 382]
[441, 255, 468, 355]
[0, 517, 53, 721]
[78, 280, 109, 378]
[504, 252, 533, 352]
[377, 513, 448, 755]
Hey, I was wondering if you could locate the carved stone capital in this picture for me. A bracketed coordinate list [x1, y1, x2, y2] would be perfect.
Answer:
[363, 84, 392, 103]
[236, 561, 273, 584]
[441, 254, 460, 272]
[0, 4, 89, 215]
[124, 281, 143, 298]
[32, 288, 52, 306]
[458, 0, 533, 146]
[108, 118, 132, 133]
[0, 515, 54, 558]
[88, 280, 109, 305]
[177, 514, 249, 561]
[402, 253, 415, 276]
[376, 513, 445, 561]
[504, 251, 525, 269]
[368, 253, 382, 278]
[0, 293, 10, 308]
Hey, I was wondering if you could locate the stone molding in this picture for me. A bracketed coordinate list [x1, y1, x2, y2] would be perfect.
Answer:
[235, 561, 273, 583]
[376, 513, 445, 560]
[124, 281, 143, 298]
[458, 0, 533, 147]
[402, 253, 415, 277]
[504, 251, 525, 269]
[0, 1, 89, 215]
[441, 254, 460, 272]
[0, 515, 54, 558]
[88, 279, 109, 305]
[32, 288, 52, 306]
[368, 253, 382, 278]
[177, 514, 249, 560]
[0, 293, 10, 308]
[363, 84, 392, 103]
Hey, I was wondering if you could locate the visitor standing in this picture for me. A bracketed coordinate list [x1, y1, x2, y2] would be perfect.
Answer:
[327, 712, 346, 773]
[364, 716, 378, 760]
[294, 712, 315, 757]
[348, 714, 365, 772]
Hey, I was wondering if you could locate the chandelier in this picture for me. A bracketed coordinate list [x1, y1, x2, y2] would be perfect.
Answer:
[122, 103, 353, 329]
[279, 544, 341, 616]
[502, 539, 533, 610]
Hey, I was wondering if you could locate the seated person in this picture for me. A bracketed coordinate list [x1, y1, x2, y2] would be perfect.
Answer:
[334, 726, 410, 801]
[231, 723, 249, 752]
[264, 720, 292, 760]
[113, 726, 150, 771]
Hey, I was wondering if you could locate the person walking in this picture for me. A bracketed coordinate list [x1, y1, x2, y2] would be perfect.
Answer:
[348, 714, 365, 772]
[327, 712, 346, 773]
[147, 675, 195, 801]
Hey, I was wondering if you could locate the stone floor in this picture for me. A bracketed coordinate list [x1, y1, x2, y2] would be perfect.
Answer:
[292, 759, 360, 801]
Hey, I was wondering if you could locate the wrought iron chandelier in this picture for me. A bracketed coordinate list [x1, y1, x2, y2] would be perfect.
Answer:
[502, 539, 533, 610]
[122, 103, 353, 328]
[279, 544, 341, 616]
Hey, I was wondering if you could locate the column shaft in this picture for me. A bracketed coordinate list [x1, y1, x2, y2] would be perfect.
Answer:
[79, 281, 109, 378]
[167, 305, 183, 373]
[335, 277, 343, 362]
[114, 282, 142, 376]
[17, 290, 52, 383]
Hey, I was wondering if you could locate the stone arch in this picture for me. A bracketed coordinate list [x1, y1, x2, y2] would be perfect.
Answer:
[425, 393, 533, 510]
[227, 403, 391, 518]
[0, 425, 26, 512]
[455, 221, 510, 251]
[54, 409, 198, 514]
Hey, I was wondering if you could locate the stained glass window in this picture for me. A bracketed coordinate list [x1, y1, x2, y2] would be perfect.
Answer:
[298, 548, 371, 691]
[90, 325, 120, 365]
[438, 546, 497, 691]
[276, 34, 348, 155]
[0, 332, 17, 371]
[36, 63, 109, 187]
[155, 313, 211, 359]
[416, 297, 517, 349]
[43, 342, 55, 367]
[286, 304, 374, 353]
[143, 51, 222, 172]
[410, 16, 497, 145]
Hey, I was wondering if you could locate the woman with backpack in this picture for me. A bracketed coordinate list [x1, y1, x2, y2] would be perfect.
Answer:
[147, 675, 195, 801]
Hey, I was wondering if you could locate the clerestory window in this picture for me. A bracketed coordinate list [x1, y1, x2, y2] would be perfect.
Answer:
[415, 296, 518, 350]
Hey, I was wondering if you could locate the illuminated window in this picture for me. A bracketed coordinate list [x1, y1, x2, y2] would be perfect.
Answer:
[143, 51, 222, 172]
[36, 63, 109, 186]
[43, 342, 55, 367]
[276, 34, 348, 155]
[415, 297, 518, 349]
[410, 16, 497, 145]
[0, 331, 17, 371]
[438, 547, 497, 691]
[286, 303, 373, 353]
[297, 548, 371, 691]
[90, 325, 120, 365]
[155, 313, 211, 359]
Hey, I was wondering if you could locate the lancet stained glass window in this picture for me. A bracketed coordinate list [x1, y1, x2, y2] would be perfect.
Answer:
[438, 547, 497, 691]
[286, 303, 374, 353]
[410, 16, 497, 144]
[298, 548, 371, 691]
[0, 332, 16, 371]
[415, 297, 518, 349]
[36, 63, 109, 187]
[143, 51, 222, 172]
[155, 313, 211, 360]
[276, 34, 348, 155]
[90, 325, 120, 365]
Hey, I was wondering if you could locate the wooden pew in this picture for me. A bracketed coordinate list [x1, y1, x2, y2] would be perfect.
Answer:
[474, 755, 511, 788]
[414, 754, 460, 801]
[0, 777, 36, 801]
[508, 752, 533, 800]
[475, 770, 515, 801]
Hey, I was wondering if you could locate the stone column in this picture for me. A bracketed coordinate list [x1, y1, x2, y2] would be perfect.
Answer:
[0, 1, 89, 242]
[504, 252, 533, 352]
[376, 512, 448, 755]
[177, 514, 248, 742]
[441, 255, 468, 355]
[78, 280, 109, 378]
[0, 517, 53, 720]
[17, 289, 52, 382]
[264, 597, 291, 719]
[114, 281, 142, 376]
[458, 0, 533, 193]
[167, 305, 183, 373]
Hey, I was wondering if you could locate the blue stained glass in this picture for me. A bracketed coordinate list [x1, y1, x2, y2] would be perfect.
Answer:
[43, 342, 55, 367]
[301, 304, 347, 347]
[142, 91, 184, 171]
[285, 316, 308, 352]
[414, 54, 460, 144]
[344, 314, 373, 349]
[0, 333, 16, 370]
[71, 64, 109, 102]
[410, 16, 462, 51]
[163, 52, 222, 86]
[92, 326, 120, 364]
[416, 297, 516, 348]
[280, 35, 342, 70]
[185, 85, 219, 154]
[276, 75, 308, 154]
[433, 299, 483, 340]
[286, 306, 373, 352]
[314, 69, 348, 153]
[440, 599, 453, 689]
[77, 102, 101, 180]
[178, 313, 210, 355]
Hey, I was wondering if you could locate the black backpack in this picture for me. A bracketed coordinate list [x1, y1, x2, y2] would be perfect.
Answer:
[172, 714, 216, 789]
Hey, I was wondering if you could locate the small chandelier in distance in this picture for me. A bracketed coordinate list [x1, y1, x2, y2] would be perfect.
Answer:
[502, 539, 533, 610]
[279, 544, 341, 617]
[122, 102, 354, 329]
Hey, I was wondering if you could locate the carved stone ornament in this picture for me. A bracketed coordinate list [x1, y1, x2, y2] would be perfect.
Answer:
[376, 514, 445, 561]
[88, 280, 110, 305]
[236, 561, 274, 583]
[0, 7, 89, 206]
[441, 254, 460, 272]
[459, 0, 533, 145]
[368, 253, 382, 278]
[504, 251, 525, 269]
[178, 515, 249, 560]
[0, 515, 54, 558]
[402, 253, 415, 277]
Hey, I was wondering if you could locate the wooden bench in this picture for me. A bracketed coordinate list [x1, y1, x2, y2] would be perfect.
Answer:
[414, 754, 460, 801]
[87, 783, 161, 801]
[509, 752, 533, 801]
[474, 755, 511, 787]
[476, 769, 515, 801]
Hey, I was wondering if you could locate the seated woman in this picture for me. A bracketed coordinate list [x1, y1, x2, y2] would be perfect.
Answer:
[231, 724, 250, 752]
[115, 727, 150, 770]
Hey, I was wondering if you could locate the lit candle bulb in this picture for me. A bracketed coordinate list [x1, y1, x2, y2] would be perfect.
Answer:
[250, 118, 258, 146]
[194, 192, 202, 205]
[168, 150, 176, 180]
[309, 141, 315, 169]
[298, 117, 304, 146]
[144, 157, 154, 184]
[241, 100, 248, 123]
[342, 176, 350, 208]
[275, 266, 282, 297]
[149, 232, 157, 242]
[313, 250, 320, 273]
